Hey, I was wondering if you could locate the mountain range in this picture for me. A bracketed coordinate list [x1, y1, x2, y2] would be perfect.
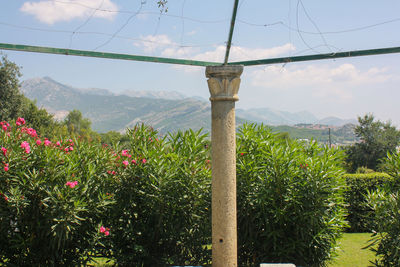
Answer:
[20, 77, 356, 135]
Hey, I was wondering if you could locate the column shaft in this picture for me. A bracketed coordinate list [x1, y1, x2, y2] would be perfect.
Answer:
[206, 65, 243, 267]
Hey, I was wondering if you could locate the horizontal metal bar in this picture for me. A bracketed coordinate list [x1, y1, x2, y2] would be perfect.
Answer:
[2, 42, 400, 67]
[0, 43, 222, 67]
[228, 46, 400, 66]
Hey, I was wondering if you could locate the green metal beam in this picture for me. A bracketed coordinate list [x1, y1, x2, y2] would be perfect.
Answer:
[0, 43, 221, 67]
[228, 46, 400, 66]
[224, 0, 240, 64]
[1, 42, 400, 68]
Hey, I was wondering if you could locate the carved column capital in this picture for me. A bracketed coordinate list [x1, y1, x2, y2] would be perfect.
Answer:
[206, 65, 243, 102]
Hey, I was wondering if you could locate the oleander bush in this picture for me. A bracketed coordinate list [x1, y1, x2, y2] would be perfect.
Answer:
[344, 172, 392, 232]
[1, 119, 352, 266]
[0, 118, 115, 266]
[236, 124, 348, 267]
[100, 125, 212, 266]
[366, 151, 400, 267]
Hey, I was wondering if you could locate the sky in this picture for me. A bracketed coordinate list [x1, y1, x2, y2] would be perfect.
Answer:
[1, 0, 400, 125]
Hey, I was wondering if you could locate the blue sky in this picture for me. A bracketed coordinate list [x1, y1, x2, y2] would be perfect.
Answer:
[1, 0, 400, 124]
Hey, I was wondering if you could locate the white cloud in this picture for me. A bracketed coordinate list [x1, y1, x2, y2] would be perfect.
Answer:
[250, 63, 393, 100]
[20, 0, 118, 24]
[134, 35, 295, 63]
[191, 43, 295, 63]
[134, 34, 176, 53]
[134, 34, 199, 58]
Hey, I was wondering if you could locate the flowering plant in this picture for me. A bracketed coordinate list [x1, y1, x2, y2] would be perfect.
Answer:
[0, 118, 114, 266]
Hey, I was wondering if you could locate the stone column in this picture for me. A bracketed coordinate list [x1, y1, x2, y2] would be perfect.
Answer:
[206, 65, 243, 267]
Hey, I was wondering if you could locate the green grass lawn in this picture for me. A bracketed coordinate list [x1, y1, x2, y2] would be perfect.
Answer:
[89, 233, 377, 266]
[328, 233, 376, 267]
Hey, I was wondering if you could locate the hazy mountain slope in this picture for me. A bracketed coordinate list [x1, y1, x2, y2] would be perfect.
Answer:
[21, 77, 226, 133]
[236, 108, 318, 125]
[20, 77, 357, 143]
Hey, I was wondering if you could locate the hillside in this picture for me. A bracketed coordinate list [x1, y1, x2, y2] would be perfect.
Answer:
[21, 77, 246, 133]
[21, 77, 357, 143]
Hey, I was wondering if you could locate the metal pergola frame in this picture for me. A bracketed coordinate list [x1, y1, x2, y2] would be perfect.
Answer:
[1, 1, 400, 266]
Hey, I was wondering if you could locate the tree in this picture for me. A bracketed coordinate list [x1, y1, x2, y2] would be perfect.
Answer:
[63, 109, 100, 141]
[0, 55, 23, 121]
[64, 110, 91, 133]
[345, 114, 400, 172]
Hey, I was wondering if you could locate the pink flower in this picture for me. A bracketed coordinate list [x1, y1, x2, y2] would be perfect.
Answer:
[99, 226, 110, 236]
[1, 147, 7, 156]
[4, 163, 9, 172]
[21, 141, 31, 154]
[21, 127, 37, 138]
[44, 139, 51, 146]
[131, 159, 137, 164]
[64, 147, 69, 152]
[36, 139, 42, 146]
[69, 147, 74, 151]
[65, 181, 78, 188]
[122, 160, 129, 167]
[121, 150, 129, 157]
[141, 159, 147, 164]
[21, 141, 29, 148]
[1, 121, 10, 131]
[16, 117, 25, 126]
[56, 141, 61, 147]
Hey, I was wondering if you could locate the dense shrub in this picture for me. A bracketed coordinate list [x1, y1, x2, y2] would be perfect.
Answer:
[103, 125, 212, 266]
[236, 124, 347, 267]
[344, 172, 392, 232]
[366, 151, 400, 266]
[0, 119, 114, 266]
[2, 120, 354, 266]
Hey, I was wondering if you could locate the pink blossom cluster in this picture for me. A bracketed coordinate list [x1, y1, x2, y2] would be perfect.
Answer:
[121, 149, 131, 157]
[0, 193, 8, 202]
[16, 117, 25, 126]
[1, 147, 6, 156]
[99, 226, 110, 236]
[65, 181, 78, 188]
[20, 141, 31, 154]
[118, 149, 147, 167]
[3, 163, 9, 172]
[44, 138, 51, 146]
[58, 139, 75, 153]
[20, 127, 37, 138]
[1, 121, 10, 131]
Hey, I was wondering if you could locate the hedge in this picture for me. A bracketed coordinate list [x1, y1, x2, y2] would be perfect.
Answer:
[344, 172, 392, 232]
[1, 119, 349, 266]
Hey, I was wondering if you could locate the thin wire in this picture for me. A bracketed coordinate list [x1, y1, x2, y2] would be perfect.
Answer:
[238, 0, 246, 11]
[18, 0, 228, 24]
[296, 0, 319, 53]
[152, 12, 163, 36]
[0, 21, 224, 48]
[179, 0, 190, 58]
[287, 0, 292, 57]
[93, 1, 145, 51]
[298, 0, 332, 53]
[69, 0, 105, 49]
[237, 17, 400, 35]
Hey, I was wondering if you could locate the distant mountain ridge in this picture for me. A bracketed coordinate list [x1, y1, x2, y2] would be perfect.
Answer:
[236, 108, 356, 126]
[21, 77, 216, 133]
[20, 77, 357, 136]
